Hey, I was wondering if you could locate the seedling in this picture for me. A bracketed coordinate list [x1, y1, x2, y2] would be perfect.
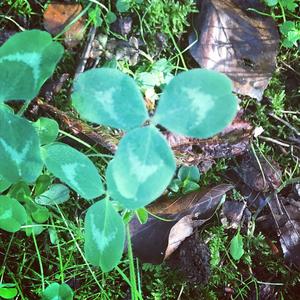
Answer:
[0, 30, 238, 275]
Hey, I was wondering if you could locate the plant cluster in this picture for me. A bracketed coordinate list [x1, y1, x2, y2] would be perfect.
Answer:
[264, 0, 300, 47]
[0, 29, 238, 298]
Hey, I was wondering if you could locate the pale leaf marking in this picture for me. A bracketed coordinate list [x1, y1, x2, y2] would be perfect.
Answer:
[181, 87, 214, 126]
[0, 52, 41, 85]
[90, 213, 117, 252]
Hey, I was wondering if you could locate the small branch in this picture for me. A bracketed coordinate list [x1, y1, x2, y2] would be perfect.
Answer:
[269, 112, 300, 136]
[74, 26, 97, 80]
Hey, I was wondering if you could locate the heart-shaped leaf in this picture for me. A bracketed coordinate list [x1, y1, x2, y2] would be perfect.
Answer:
[42, 143, 104, 200]
[0, 30, 64, 102]
[0, 175, 11, 193]
[84, 199, 125, 272]
[72, 68, 148, 130]
[0, 196, 27, 233]
[42, 282, 73, 300]
[0, 109, 43, 183]
[0, 284, 18, 299]
[106, 126, 176, 209]
[178, 166, 200, 182]
[153, 69, 238, 138]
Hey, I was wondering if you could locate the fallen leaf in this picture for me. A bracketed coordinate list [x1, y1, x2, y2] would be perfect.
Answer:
[129, 184, 233, 263]
[189, 0, 279, 100]
[43, 3, 85, 48]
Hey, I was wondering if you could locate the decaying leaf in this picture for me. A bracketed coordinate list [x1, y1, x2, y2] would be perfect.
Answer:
[165, 111, 253, 169]
[236, 152, 282, 192]
[221, 200, 247, 229]
[43, 3, 85, 48]
[267, 195, 300, 270]
[130, 184, 233, 263]
[189, 0, 279, 100]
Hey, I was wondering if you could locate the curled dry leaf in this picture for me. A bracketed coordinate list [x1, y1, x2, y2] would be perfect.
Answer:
[43, 3, 85, 48]
[129, 184, 233, 264]
[189, 0, 279, 100]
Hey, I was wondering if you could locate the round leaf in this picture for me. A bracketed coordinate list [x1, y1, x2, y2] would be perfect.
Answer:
[42, 143, 104, 200]
[35, 184, 70, 205]
[0, 196, 27, 233]
[33, 117, 59, 145]
[153, 69, 238, 138]
[0, 30, 64, 102]
[0, 175, 11, 193]
[0, 286, 18, 299]
[106, 126, 176, 209]
[84, 199, 125, 272]
[0, 109, 43, 183]
[72, 68, 148, 130]
[42, 282, 73, 300]
[178, 166, 200, 182]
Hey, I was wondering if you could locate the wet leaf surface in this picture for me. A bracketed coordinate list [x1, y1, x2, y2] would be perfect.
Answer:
[189, 0, 279, 100]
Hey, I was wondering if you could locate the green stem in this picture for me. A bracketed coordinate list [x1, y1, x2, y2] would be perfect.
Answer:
[32, 233, 45, 291]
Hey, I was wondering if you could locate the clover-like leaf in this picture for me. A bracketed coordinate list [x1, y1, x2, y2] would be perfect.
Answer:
[0, 109, 43, 183]
[153, 69, 238, 138]
[106, 126, 176, 209]
[0, 175, 11, 193]
[0, 30, 64, 102]
[33, 117, 59, 145]
[84, 199, 125, 272]
[42, 143, 104, 200]
[72, 68, 148, 130]
[42, 282, 73, 300]
[0, 196, 27, 233]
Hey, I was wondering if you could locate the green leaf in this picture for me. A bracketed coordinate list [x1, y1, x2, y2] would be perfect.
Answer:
[178, 166, 200, 182]
[0, 175, 11, 193]
[282, 0, 298, 12]
[35, 174, 52, 196]
[0, 286, 18, 299]
[265, 0, 278, 6]
[0, 30, 64, 103]
[72, 68, 148, 130]
[24, 215, 44, 236]
[182, 181, 200, 194]
[280, 21, 295, 36]
[105, 11, 117, 24]
[84, 199, 125, 272]
[0, 196, 27, 232]
[0, 109, 43, 183]
[30, 204, 50, 223]
[33, 117, 59, 145]
[230, 232, 244, 260]
[153, 69, 238, 138]
[35, 184, 70, 205]
[136, 207, 148, 224]
[106, 126, 176, 209]
[42, 283, 73, 300]
[116, 0, 131, 12]
[42, 143, 104, 200]
[8, 182, 31, 203]
[168, 178, 182, 193]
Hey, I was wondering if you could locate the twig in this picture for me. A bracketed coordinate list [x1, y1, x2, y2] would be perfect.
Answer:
[74, 26, 97, 80]
[258, 135, 291, 147]
[269, 113, 300, 136]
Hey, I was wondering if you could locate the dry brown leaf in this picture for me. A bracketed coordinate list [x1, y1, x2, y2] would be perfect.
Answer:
[43, 3, 85, 48]
[189, 0, 279, 100]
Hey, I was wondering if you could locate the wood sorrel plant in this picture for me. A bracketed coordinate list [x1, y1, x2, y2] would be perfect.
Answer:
[0, 30, 238, 273]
